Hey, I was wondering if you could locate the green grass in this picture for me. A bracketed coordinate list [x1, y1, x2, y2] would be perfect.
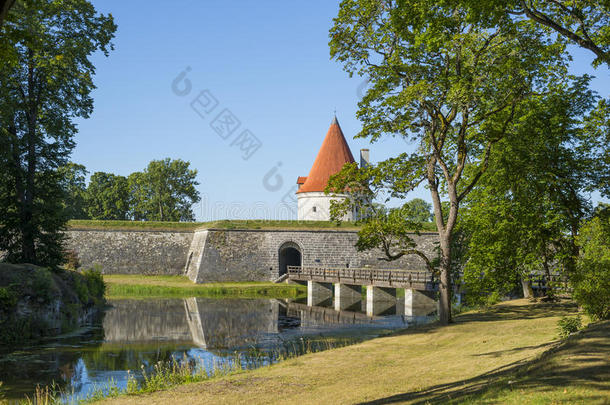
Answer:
[447, 320, 609, 404]
[103, 275, 306, 299]
[88, 299, 609, 405]
[68, 219, 438, 232]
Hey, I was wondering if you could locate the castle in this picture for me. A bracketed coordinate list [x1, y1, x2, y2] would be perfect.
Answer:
[296, 116, 369, 221]
[63, 117, 437, 283]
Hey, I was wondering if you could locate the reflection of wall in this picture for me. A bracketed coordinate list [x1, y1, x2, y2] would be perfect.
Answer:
[103, 299, 192, 343]
[103, 299, 278, 350]
[185, 298, 278, 349]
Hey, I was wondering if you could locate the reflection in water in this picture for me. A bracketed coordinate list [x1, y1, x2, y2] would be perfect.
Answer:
[0, 297, 434, 401]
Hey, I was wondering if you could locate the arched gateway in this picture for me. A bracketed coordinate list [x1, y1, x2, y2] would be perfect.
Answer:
[278, 241, 302, 276]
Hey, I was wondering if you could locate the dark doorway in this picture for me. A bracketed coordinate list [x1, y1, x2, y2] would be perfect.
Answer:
[279, 242, 302, 276]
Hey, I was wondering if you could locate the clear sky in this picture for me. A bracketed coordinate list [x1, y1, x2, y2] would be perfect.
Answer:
[74, 1, 609, 221]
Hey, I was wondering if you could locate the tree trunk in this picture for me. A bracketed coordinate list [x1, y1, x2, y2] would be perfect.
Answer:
[542, 255, 552, 298]
[0, 0, 15, 29]
[521, 277, 534, 299]
[438, 233, 452, 324]
[22, 54, 37, 263]
[427, 157, 454, 325]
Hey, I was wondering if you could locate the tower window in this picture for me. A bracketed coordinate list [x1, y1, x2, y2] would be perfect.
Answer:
[312, 206, 317, 212]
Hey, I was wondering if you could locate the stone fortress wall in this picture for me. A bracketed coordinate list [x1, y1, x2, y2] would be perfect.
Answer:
[66, 227, 439, 283]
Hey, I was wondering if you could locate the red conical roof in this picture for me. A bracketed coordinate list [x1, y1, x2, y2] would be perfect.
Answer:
[297, 116, 355, 193]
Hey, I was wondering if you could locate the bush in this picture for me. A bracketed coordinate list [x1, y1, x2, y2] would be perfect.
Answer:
[31, 268, 55, 303]
[485, 291, 501, 307]
[73, 275, 90, 304]
[573, 216, 610, 320]
[64, 249, 81, 270]
[557, 315, 582, 339]
[82, 266, 105, 305]
[0, 286, 17, 311]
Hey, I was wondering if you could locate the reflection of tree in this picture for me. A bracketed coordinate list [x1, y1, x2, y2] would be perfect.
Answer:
[0, 326, 104, 399]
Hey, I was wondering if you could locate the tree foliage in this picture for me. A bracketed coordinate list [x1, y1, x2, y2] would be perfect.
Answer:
[0, 0, 115, 265]
[454, 0, 610, 67]
[128, 158, 200, 222]
[329, 0, 565, 323]
[573, 209, 610, 320]
[458, 79, 601, 303]
[86, 172, 129, 220]
[57, 162, 88, 220]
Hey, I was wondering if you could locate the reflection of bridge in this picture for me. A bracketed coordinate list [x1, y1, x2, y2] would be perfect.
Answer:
[288, 266, 437, 316]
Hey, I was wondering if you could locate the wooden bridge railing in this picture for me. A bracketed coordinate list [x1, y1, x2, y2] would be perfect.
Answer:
[287, 266, 434, 290]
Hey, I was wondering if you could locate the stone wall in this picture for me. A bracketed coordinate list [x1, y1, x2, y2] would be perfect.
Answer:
[186, 229, 438, 283]
[65, 229, 193, 275]
[65, 227, 439, 281]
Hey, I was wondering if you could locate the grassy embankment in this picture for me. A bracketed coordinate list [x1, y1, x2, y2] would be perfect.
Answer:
[104, 275, 306, 299]
[67, 219, 361, 231]
[68, 219, 438, 232]
[93, 299, 608, 405]
[0, 263, 105, 344]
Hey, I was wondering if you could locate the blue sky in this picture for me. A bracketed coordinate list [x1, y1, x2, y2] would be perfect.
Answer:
[74, 1, 609, 221]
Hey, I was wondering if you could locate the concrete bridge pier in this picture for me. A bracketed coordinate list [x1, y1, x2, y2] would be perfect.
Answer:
[334, 283, 362, 311]
[405, 289, 437, 316]
[307, 281, 333, 306]
[366, 286, 396, 316]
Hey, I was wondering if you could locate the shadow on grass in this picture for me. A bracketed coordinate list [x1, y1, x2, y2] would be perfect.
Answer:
[357, 320, 610, 405]
[390, 299, 578, 339]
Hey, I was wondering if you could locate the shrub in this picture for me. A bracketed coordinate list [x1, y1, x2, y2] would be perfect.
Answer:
[557, 315, 582, 339]
[82, 266, 105, 305]
[64, 249, 81, 270]
[73, 275, 90, 304]
[485, 291, 501, 307]
[573, 216, 610, 320]
[0, 287, 17, 311]
[31, 268, 55, 303]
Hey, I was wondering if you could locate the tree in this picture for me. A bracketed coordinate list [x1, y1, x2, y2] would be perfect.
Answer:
[86, 172, 129, 220]
[459, 78, 599, 303]
[0, 0, 115, 265]
[129, 158, 200, 222]
[583, 98, 610, 199]
[0, 0, 14, 28]
[455, 0, 610, 67]
[329, 0, 565, 324]
[354, 203, 437, 268]
[573, 208, 610, 320]
[127, 171, 148, 221]
[57, 162, 89, 220]
[404, 198, 432, 223]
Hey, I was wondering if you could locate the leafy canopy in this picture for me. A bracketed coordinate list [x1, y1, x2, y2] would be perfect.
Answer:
[0, 0, 115, 265]
[329, 0, 567, 323]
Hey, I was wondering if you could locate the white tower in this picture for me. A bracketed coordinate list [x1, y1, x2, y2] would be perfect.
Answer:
[296, 116, 361, 221]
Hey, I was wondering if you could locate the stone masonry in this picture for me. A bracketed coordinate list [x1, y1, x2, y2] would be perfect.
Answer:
[65, 227, 439, 282]
[185, 229, 438, 283]
[65, 229, 193, 275]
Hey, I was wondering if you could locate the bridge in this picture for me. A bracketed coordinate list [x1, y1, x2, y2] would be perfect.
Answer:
[287, 266, 438, 316]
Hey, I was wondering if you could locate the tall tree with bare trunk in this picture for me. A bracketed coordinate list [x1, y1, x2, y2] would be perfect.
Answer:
[329, 0, 566, 324]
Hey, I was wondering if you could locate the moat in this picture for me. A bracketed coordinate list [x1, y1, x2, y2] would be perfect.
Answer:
[0, 297, 435, 402]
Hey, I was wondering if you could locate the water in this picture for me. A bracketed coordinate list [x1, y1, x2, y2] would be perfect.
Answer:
[0, 297, 435, 401]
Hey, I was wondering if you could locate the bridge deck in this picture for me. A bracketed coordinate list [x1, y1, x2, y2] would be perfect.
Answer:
[287, 266, 434, 290]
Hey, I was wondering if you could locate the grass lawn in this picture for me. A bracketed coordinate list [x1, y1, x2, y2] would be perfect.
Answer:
[103, 275, 306, 299]
[94, 299, 608, 405]
[68, 219, 439, 232]
[68, 219, 361, 231]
